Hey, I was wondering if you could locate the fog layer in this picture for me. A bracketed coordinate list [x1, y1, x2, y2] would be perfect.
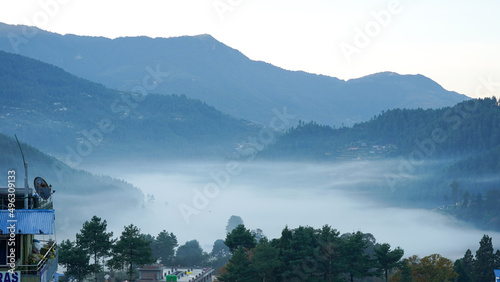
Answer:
[57, 160, 500, 260]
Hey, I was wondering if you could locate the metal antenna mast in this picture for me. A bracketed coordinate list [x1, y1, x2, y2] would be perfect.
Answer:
[15, 135, 29, 209]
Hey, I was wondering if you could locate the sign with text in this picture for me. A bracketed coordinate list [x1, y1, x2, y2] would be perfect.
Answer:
[0, 271, 20, 282]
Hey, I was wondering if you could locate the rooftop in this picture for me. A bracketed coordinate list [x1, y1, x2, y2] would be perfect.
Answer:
[0, 209, 55, 234]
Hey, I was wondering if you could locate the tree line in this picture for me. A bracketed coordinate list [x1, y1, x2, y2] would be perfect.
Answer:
[59, 216, 175, 281]
[220, 224, 405, 281]
[59, 215, 500, 282]
[59, 215, 234, 281]
[444, 181, 500, 231]
[220, 225, 500, 282]
[260, 98, 500, 161]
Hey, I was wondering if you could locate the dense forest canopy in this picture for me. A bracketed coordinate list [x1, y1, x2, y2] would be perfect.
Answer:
[60, 215, 500, 282]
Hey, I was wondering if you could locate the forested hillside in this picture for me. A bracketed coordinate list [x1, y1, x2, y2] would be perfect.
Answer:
[0, 133, 144, 216]
[0, 51, 260, 163]
[259, 98, 500, 162]
[258, 98, 500, 230]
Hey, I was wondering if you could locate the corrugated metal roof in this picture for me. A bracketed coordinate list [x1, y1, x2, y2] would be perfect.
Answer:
[0, 209, 54, 234]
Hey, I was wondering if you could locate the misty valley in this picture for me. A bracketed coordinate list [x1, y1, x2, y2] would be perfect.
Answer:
[77, 160, 500, 259]
[52, 158, 500, 281]
[0, 22, 499, 281]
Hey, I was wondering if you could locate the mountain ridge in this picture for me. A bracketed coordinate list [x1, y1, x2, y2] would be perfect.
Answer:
[0, 22, 469, 126]
[258, 97, 500, 165]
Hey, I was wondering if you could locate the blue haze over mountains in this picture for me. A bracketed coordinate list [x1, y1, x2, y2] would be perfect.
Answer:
[0, 50, 261, 162]
[0, 23, 468, 127]
[2, 22, 500, 256]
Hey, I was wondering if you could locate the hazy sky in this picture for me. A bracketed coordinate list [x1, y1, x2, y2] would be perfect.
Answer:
[1, 0, 499, 99]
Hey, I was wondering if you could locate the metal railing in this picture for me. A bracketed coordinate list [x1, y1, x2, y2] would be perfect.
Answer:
[1, 242, 58, 278]
[0, 191, 51, 210]
[191, 268, 214, 282]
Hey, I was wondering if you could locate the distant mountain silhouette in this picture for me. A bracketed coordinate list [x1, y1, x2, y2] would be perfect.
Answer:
[0, 22, 469, 126]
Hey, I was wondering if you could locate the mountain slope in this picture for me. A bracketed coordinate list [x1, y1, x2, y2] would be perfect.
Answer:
[258, 98, 500, 162]
[0, 133, 143, 198]
[0, 23, 469, 126]
[0, 50, 260, 164]
[256, 98, 500, 230]
[0, 133, 144, 232]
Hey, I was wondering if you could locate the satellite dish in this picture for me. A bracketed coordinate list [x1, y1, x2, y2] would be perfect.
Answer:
[34, 177, 51, 200]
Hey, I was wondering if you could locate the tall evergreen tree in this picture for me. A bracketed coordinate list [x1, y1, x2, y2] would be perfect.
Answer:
[454, 259, 472, 282]
[59, 239, 93, 282]
[218, 248, 253, 282]
[495, 249, 500, 269]
[454, 249, 474, 282]
[342, 231, 377, 282]
[285, 226, 320, 280]
[463, 249, 475, 271]
[175, 240, 207, 266]
[226, 215, 244, 234]
[250, 238, 280, 282]
[224, 224, 256, 253]
[399, 260, 413, 282]
[374, 243, 404, 282]
[317, 225, 343, 281]
[152, 230, 178, 265]
[473, 235, 495, 282]
[76, 215, 113, 282]
[209, 239, 231, 270]
[108, 224, 155, 280]
[277, 226, 293, 279]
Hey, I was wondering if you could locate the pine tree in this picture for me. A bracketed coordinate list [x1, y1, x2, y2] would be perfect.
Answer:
[374, 243, 404, 282]
[250, 238, 280, 282]
[151, 230, 178, 265]
[399, 260, 413, 282]
[224, 224, 256, 253]
[495, 249, 500, 269]
[108, 224, 155, 280]
[175, 240, 207, 266]
[462, 249, 474, 281]
[59, 239, 93, 282]
[225, 215, 244, 234]
[76, 216, 113, 281]
[343, 231, 377, 282]
[473, 235, 495, 281]
[218, 248, 253, 281]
